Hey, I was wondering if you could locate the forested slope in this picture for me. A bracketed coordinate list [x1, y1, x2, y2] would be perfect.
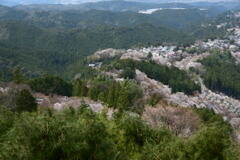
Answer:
[0, 102, 238, 160]
[0, 3, 228, 80]
[201, 51, 240, 99]
[0, 20, 193, 81]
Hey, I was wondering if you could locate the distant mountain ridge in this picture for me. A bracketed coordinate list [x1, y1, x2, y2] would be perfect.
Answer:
[1, 0, 239, 6]
[0, 19, 194, 80]
[13, 1, 194, 12]
[0, 0, 231, 80]
[1, 0, 239, 12]
[0, 4, 221, 32]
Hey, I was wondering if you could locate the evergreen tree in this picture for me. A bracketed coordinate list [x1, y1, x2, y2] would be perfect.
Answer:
[73, 79, 83, 96]
[80, 83, 88, 97]
[117, 88, 131, 110]
[121, 67, 135, 79]
[113, 82, 121, 107]
[15, 89, 37, 112]
[147, 52, 153, 59]
[88, 86, 98, 100]
[28, 75, 72, 96]
[12, 67, 23, 84]
[98, 92, 106, 102]
[107, 83, 116, 107]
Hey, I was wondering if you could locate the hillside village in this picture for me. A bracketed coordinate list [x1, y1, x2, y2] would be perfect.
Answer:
[86, 24, 240, 141]
[26, 25, 240, 141]
[1, 18, 240, 142]
[1, 1, 240, 158]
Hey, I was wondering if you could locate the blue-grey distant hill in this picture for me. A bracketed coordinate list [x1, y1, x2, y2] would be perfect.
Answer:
[1, 0, 239, 12]
[0, 0, 234, 80]
[13, 1, 193, 12]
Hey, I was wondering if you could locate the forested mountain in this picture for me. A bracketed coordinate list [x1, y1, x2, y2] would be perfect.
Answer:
[78, 1, 193, 12]
[190, 1, 240, 11]
[0, 20, 193, 80]
[0, 1, 230, 80]
[0, 1, 240, 159]
[14, 1, 192, 12]
[0, 0, 19, 6]
[215, 10, 240, 28]
[5, 0, 239, 13]
[201, 51, 240, 99]
[0, 1, 231, 79]
[0, 5, 27, 19]
[0, 5, 220, 31]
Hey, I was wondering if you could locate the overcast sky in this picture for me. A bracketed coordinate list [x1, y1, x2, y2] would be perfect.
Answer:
[0, 0, 239, 5]
[44, 0, 239, 3]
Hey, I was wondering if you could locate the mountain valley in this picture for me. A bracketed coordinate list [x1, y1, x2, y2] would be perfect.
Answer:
[0, 1, 240, 159]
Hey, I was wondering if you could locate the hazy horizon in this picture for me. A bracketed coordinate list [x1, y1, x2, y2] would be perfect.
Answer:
[0, 0, 239, 6]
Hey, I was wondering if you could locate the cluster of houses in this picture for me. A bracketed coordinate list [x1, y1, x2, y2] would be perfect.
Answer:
[229, 27, 240, 47]
[88, 29, 240, 69]
[119, 46, 185, 67]
[0, 87, 9, 93]
[86, 24, 240, 141]
[192, 39, 232, 51]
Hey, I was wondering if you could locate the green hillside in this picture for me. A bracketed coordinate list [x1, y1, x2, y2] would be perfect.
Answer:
[0, 21, 193, 80]
[0, 5, 223, 32]
[0, 4, 227, 81]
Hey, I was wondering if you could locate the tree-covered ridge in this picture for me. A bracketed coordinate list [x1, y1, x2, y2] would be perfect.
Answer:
[108, 59, 201, 95]
[73, 77, 143, 111]
[0, 5, 227, 81]
[0, 3, 223, 31]
[79, 1, 193, 12]
[9, 72, 142, 112]
[0, 105, 238, 160]
[15, 89, 37, 112]
[0, 20, 194, 81]
[28, 75, 73, 96]
[200, 50, 240, 99]
[215, 11, 240, 29]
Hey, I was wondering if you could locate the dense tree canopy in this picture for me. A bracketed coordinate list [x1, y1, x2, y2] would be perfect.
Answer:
[73, 77, 143, 111]
[0, 106, 238, 160]
[110, 59, 201, 95]
[0, 21, 194, 81]
[201, 51, 240, 99]
[15, 89, 37, 112]
[28, 75, 72, 96]
[0, 5, 238, 160]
